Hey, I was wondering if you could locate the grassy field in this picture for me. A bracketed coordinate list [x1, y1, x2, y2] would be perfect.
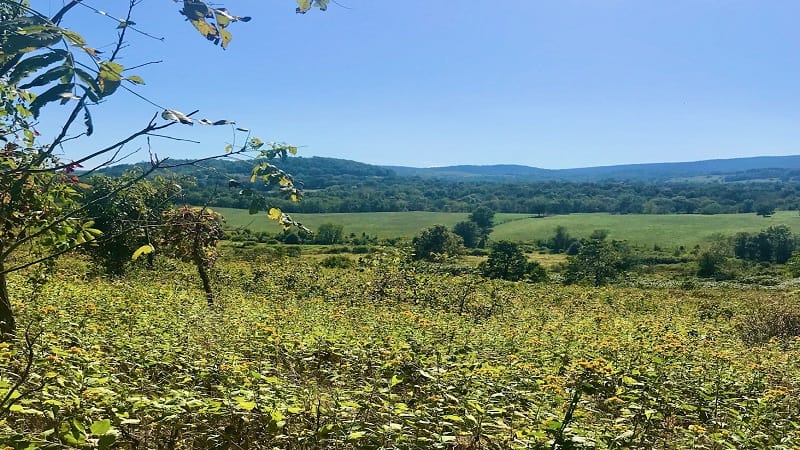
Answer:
[216, 207, 800, 248]
[492, 211, 800, 248]
[215, 208, 482, 238]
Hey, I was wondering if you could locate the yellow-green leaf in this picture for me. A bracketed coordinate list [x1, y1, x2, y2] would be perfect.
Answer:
[131, 244, 155, 260]
[126, 75, 145, 85]
[220, 30, 232, 49]
[268, 208, 282, 221]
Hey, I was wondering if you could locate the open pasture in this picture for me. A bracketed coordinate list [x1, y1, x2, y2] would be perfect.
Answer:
[217, 208, 800, 248]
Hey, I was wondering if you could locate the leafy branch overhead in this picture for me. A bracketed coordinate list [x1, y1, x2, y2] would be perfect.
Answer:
[0, 0, 324, 336]
[178, 0, 251, 49]
[296, 0, 330, 14]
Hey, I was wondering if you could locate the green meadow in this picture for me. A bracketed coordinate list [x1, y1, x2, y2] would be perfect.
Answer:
[491, 211, 800, 248]
[216, 207, 800, 248]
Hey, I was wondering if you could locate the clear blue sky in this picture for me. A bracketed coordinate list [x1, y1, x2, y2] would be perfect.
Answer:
[40, 1, 800, 169]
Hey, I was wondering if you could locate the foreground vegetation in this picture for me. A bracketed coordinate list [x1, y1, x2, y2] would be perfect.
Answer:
[2, 252, 799, 448]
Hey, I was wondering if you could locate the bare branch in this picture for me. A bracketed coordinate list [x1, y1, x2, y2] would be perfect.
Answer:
[126, 60, 164, 71]
[146, 133, 201, 144]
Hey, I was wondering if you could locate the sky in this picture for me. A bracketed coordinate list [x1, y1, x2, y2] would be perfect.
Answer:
[33, 0, 800, 169]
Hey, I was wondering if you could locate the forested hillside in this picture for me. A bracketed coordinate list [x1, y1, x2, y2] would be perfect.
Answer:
[100, 157, 800, 215]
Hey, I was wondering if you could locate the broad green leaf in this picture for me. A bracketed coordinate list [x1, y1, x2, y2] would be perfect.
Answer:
[18, 64, 71, 89]
[97, 62, 124, 96]
[236, 397, 256, 411]
[71, 418, 86, 435]
[29, 83, 74, 118]
[296, 0, 312, 13]
[390, 374, 403, 387]
[60, 29, 86, 46]
[90, 419, 112, 435]
[8, 50, 68, 85]
[347, 431, 366, 440]
[98, 433, 117, 449]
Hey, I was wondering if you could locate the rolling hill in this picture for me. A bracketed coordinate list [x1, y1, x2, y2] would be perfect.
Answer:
[385, 155, 800, 182]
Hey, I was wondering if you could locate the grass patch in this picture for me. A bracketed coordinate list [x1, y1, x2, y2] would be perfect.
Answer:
[216, 207, 800, 249]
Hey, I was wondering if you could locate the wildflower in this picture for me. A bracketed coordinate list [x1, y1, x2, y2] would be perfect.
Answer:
[688, 424, 706, 434]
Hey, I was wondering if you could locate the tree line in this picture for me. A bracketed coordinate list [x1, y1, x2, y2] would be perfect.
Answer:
[187, 175, 800, 216]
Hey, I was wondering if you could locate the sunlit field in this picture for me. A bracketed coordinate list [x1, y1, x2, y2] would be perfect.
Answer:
[3, 253, 799, 448]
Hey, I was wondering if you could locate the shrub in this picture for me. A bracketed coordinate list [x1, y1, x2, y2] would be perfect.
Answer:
[481, 240, 532, 281]
[564, 238, 633, 286]
[320, 255, 353, 269]
[315, 222, 344, 245]
[527, 261, 548, 282]
[412, 225, 464, 261]
[697, 251, 725, 278]
[737, 303, 800, 345]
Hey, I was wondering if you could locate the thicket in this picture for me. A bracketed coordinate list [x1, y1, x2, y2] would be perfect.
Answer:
[2, 253, 800, 448]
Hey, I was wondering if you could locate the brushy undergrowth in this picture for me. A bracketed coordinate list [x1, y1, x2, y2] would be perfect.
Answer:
[1, 253, 799, 449]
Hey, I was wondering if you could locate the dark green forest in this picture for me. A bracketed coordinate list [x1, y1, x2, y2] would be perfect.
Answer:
[99, 157, 800, 215]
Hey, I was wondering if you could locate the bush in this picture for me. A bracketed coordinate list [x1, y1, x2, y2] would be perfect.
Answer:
[564, 238, 633, 286]
[697, 251, 725, 278]
[315, 222, 344, 245]
[737, 303, 800, 345]
[320, 255, 353, 269]
[526, 261, 548, 283]
[412, 225, 464, 261]
[481, 241, 538, 281]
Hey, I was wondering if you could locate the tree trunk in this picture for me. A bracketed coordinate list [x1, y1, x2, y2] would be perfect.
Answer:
[195, 257, 214, 306]
[0, 262, 15, 339]
[192, 222, 214, 306]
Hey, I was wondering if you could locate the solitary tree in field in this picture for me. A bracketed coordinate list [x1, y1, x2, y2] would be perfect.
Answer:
[0, 1, 326, 336]
[315, 222, 344, 245]
[468, 205, 495, 247]
[564, 236, 632, 286]
[481, 240, 540, 281]
[412, 225, 464, 261]
[452, 220, 481, 248]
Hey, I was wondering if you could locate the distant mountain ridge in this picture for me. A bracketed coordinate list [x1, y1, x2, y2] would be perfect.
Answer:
[98, 154, 800, 184]
[385, 155, 800, 182]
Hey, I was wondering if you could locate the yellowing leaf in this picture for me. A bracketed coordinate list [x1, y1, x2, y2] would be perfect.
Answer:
[236, 398, 256, 411]
[131, 244, 155, 260]
[268, 208, 282, 221]
[126, 75, 145, 85]
[189, 19, 218, 41]
[220, 30, 232, 49]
